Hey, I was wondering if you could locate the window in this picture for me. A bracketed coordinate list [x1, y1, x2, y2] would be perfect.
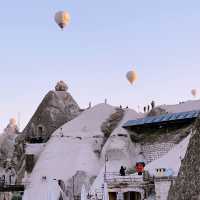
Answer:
[37, 125, 45, 137]
[38, 127, 43, 135]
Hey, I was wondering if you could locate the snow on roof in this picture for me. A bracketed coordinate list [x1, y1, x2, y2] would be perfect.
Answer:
[160, 100, 200, 113]
[23, 104, 116, 200]
[23, 179, 67, 200]
[53, 103, 116, 137]
[145, 133, 191, 176]
[26, 143, 46, 159]
[23, 100, 199, 199]
[91, 109, 141, 193]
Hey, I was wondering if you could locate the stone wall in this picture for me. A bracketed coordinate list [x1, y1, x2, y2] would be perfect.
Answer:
[155, 181, 172, 200]
[142, 143, 175, 164]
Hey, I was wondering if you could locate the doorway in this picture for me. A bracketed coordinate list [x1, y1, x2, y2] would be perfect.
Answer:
[109, 192, 117, 200]
[124, 192, 141, 200]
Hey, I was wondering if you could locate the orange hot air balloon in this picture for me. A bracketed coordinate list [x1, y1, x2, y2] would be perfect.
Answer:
[126, 69, 137, 84]
[55, 11, 70, 30]
[191, 89, 197, 97]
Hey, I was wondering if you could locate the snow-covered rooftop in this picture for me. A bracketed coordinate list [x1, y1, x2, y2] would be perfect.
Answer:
[53, 103, 116, 137]
[23, 104, 117, 200]
[23, 99, 200, 199]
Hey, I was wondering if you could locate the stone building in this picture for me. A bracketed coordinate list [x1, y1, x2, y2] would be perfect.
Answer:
[104, 173, 154, 200]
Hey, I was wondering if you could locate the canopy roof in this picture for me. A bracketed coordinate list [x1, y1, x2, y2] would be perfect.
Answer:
[123, 110, 200, 128]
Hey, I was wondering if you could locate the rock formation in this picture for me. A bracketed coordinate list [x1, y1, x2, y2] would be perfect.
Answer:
[4, 118, 19, 135]
[0, 81, 81, 187]
[24, 81, 81, 142]
[148, 107, 168, 117]
[55, 80, 68, 92]
[0, 118, 19, 165]
[101, 108, 125, 140]
[167, 117, 200, 200]
[0, 118, 21, 189]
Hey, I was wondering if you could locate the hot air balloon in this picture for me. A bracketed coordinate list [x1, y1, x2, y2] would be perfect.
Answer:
[191, 89, 197, 97]
[9, 118, 16, 125]
[126, 69, 137, 84]
[55, 11, 70, 30]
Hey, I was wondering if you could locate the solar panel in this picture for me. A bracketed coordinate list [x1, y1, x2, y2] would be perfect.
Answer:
[151, 116, 162, 123]
[123, 110, 200, 128]
[144, 117, 155, 124]
[183, 112, 191, 118]
[192, 111, 199, 118]
[176, 113, 186, 120]
[184, 113, 192, 119]
[185, 112, 193, 118]
[168, 113, 178, 121]
[161, 115, 171, 122]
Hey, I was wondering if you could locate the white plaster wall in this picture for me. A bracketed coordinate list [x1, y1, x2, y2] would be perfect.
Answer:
[109, 187, 145, 199]
[25, 143, 46, 160]
[155, 181, 171, 200]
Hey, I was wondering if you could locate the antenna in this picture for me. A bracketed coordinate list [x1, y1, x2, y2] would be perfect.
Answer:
[88, 102, 92, 109]
[137, 105, 140, 112]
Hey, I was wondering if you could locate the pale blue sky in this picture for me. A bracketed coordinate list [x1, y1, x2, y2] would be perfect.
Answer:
[1, 0, 200, 132]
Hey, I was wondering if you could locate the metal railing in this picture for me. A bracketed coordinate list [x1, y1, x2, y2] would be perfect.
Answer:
[0, 183, 25, 192]
[104, 172, 144, 185]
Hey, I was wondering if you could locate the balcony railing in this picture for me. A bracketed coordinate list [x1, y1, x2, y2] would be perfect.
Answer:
[104, 172, 145, 186]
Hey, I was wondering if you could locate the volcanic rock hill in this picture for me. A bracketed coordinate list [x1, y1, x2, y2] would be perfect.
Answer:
[24, 81, 81, 142]
[167, 117, 200, 200]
